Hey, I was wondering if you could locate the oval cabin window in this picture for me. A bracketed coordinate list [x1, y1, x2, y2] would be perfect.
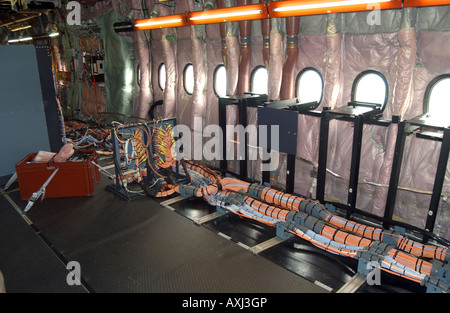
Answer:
[425, 75, 450, 121]
[251, 66, 268, 95]
[296, 68, 323, 104]
[158, 63, 166, 91]
[184, 64, 194, 95]
[352, 70, 388, 111]
[136, 65, 141, 86]
[214, 65, 227, 98]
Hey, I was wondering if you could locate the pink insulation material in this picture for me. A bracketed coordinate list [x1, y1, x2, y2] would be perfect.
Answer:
[174, 38, 193, 127]
[261, 13, 270, 68]
[323, 32, 343, 110]
[247, 36, 264, 180]
[280, 17, 299, 100]
[324, 33, 399, 213]
[371, 124, 399, 217]
[226, 36, 240, 96]
[292, 35, 327, 196]
[132, 0, 153, 119]
[393, 30, 450, 237]
[156, 3, 177, 119]
[223, 32, 240, 167]
[295, 36, 326, 153]
[190, 29, 207, 125]
[118, 1, 450, 239]
[205, 38, 223, 128]
[268, 30, 284, 101]
[392, 29, 416, 118]
[372, 28, 416, 217]
[341, 33, 398, 115]
[396, 136, 443, 229]
[204, 37, 224, 169]
[236, 0, 252, 95]
[151, 39, 164, 102]
[407, 31, 450, 120]
[161, 34, 177, 119]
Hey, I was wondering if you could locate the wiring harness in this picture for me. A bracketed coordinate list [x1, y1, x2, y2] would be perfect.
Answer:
[108, 120, 450, 292]
[144, 157, 450, 292]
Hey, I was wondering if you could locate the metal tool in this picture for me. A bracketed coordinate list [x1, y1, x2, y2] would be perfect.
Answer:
[91, 161, 115, 179]
[24, 167, 59, 213]
[3, 172, 17, 190]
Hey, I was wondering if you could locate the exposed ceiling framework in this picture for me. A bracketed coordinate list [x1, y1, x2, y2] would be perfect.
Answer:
[0, 0, 67, 30]
[0, 0, 60, 30]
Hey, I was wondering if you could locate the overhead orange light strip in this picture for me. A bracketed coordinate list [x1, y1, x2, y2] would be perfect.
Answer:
[133, 0, 449, 32]
[268, 0, 402, 18]
[134, 14, 188, 31]
[186, 3, 268, 25]
[404, 0, 450, 7]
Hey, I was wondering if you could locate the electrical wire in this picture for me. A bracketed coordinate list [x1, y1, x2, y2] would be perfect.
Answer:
[104, 120, 450, 290]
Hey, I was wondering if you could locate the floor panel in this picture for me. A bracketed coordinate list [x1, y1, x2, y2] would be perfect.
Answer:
[1, 176, 327, 293]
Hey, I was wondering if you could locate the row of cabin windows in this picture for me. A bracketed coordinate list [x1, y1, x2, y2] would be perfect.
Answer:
[148, 63, 449, 119]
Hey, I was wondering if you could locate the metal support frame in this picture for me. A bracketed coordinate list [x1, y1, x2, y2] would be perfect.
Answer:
[316, 109, 330, 203]
[316, 105, 381, 210]
[262, 149, 271, 184]
[384, 118, 406, 227]
[35, 45, 64, 152]
[384, 114, 450, 239]
[426, 127, 450, 233]
[286, 153, 296, 194]
[347, 115, 364, 208]
[257, 105, 299, 191]
[238, 99, 248, 178]
[218, 94, 266, 179]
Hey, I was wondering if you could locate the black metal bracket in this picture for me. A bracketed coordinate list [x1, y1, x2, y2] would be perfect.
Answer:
[384, 114, 450, 240]
[35, 45, 64, 152]
[257, 102, 299, 192]
[218, 94, 267, 179]
[316, 104, 382, 210]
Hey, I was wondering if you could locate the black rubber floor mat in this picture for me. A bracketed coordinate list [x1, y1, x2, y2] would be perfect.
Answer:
[261, 237, 357, 292]
[171, 197, 216, 220]
[203, 213, 277, 248]
[0, 196, 87, 293]
[10, 176, 326, 293]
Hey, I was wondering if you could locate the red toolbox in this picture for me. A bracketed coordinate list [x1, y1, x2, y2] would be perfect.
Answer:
[15, 149, 100, 200]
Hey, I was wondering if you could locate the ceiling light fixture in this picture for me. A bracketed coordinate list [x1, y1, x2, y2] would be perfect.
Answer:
[134, 14, 188, 30]
[7, 36, 33, 43]
[404, 0, 450, 7]
[268, 0, 401, 17]
[187, 3, 268, 24]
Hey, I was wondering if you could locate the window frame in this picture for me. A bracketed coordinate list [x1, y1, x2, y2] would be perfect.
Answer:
[351, 70, 389, 112]
[250, 65, 269, 95]
[295, 67, 324, 105]
[213, 64, 227, 98]
[158, 63, 166, 91]
[423, 74, 450, 116]
[183, 63, 194, 95]
[136, 64, 141, 87]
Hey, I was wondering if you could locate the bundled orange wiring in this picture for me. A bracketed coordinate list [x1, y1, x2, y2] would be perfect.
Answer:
[152, 123, 175, 169]
[107, 120, 449, 289]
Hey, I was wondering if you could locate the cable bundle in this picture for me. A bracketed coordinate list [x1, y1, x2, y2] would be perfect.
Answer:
[151, 123, 175, 169]
[167, 160, 450, 291]
[109, 122, 449, 292]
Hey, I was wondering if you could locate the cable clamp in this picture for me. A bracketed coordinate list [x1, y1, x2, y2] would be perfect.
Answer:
[275, 222, 295, 240]
[424, 260, 450, 293]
